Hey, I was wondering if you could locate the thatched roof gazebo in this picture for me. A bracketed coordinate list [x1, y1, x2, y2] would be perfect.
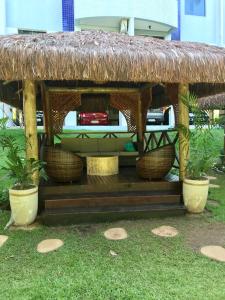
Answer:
[0, 30, 225, 174]
[199, 93, 225, 110]
[0, 31, 225, 223]
[0, 31, 225, 83]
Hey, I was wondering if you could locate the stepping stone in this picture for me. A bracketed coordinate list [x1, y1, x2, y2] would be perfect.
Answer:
[0, 235, 8, 247]
[200, 246, 225, 262]
[209, 184, 220, 188]
[207, 176, 217, 180]
[104, 228, 128, 240]
[37, 239, 64, 253]
[152, 226, 178, 237]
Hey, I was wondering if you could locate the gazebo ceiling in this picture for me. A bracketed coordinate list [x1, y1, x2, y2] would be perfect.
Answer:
[0, 31, 225, 83]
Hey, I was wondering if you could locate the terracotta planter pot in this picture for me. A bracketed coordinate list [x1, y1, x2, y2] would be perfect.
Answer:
[9, 186, 38, 225]
[183, 178, 209, 213]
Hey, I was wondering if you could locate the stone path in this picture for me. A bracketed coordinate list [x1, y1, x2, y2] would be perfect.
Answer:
[200, 245, 225, 262]
[152, 225, 179, 237]
[0, 235, 8, 247]
[104, 228, 128, 240]
[37, 239, 64, 253]
[2, 219, 225, 264]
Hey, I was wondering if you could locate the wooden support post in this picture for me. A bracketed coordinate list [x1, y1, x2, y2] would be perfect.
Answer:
[23, 80, 39, 185]
[137, 93, 144, 155]
[41, 84, 54, 145]
[178, 83, 189, 181]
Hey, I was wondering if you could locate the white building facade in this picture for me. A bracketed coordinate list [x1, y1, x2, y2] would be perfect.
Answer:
[0, 0, 178, 129]
[1, 0, 223, 46]
[178, 0, 225, 120]
[0, 0, 178, 37]
[1, 0, 224, 129]
[179, 0, 225, 47]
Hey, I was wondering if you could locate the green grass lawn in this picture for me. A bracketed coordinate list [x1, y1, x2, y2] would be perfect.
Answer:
[1, 212, 225, 300]
[0, 128, 225, 299]
[207, 171, 225, 221]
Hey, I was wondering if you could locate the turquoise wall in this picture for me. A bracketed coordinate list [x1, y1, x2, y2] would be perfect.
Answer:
[6, 0, 62, 32]
[0, 0, 6, 34]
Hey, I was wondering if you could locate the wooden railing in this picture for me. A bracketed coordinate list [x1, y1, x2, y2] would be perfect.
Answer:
[55, 131, 137, 140]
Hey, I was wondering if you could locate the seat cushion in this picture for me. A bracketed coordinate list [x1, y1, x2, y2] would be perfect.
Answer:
[61, 137, 135, 154]
[61, 138, 98, 152]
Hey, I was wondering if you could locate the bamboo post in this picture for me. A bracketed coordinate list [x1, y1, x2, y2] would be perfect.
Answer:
[178, 83, 190, 181]
[137, 93, 144, 155]
[23, 80, 39, 185]
[41, 84, 54, 145]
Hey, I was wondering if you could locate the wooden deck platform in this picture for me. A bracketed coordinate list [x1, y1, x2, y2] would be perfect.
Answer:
[40, 167, 185, 225]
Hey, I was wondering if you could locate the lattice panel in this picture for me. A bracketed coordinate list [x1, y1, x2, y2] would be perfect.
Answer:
[110, 93, 140, 132]
[141, 88, 152, 129]
[48, 92, 81, 134]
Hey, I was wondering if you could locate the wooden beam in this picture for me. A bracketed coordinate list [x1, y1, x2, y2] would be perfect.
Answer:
[23, 80, 39, 185]
[140, 83, 156, 91]
[48, 87, 141, 94]
[178, 83, 189, 181]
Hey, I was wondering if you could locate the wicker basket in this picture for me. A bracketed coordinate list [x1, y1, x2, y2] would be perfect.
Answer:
[136, 144, 175, 180]
[44, 146, 83, 183]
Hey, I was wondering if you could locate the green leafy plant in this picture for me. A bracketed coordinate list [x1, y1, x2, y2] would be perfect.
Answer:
[0, 135, 47, 190]
[0, 117, 8, 130]
[186, 151, 215, 179]
[214, 115, 225, 128]
[0, 188, 9, 208]
[181, 92, 217, 180]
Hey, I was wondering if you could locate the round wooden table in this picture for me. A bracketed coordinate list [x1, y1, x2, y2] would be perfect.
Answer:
[87, 156, 119, 176]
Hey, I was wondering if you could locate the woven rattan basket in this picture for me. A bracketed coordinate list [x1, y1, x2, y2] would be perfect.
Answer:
[136, 144, 175, 180]
[44, 146, 83, 183]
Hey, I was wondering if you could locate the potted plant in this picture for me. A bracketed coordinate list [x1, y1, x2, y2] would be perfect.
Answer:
[0, 135, 46, 226]
[183, 151, 215, 213]
[181, 93, 216, 213]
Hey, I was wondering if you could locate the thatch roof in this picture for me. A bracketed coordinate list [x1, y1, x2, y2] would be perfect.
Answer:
[198, 93, 225, 109]
[0, 31, 225, 83]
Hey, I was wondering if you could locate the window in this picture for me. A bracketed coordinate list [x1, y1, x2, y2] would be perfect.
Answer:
[185, 0, 205, 16]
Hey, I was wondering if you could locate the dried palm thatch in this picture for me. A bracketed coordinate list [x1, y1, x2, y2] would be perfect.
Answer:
[0, 31, 225, 83]
[198, 93, 225, 109]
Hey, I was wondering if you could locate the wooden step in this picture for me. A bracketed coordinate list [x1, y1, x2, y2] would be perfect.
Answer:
[45, 191, 181, 210]
[40, 181, 182, 199]
[42, 203, 186, 226]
